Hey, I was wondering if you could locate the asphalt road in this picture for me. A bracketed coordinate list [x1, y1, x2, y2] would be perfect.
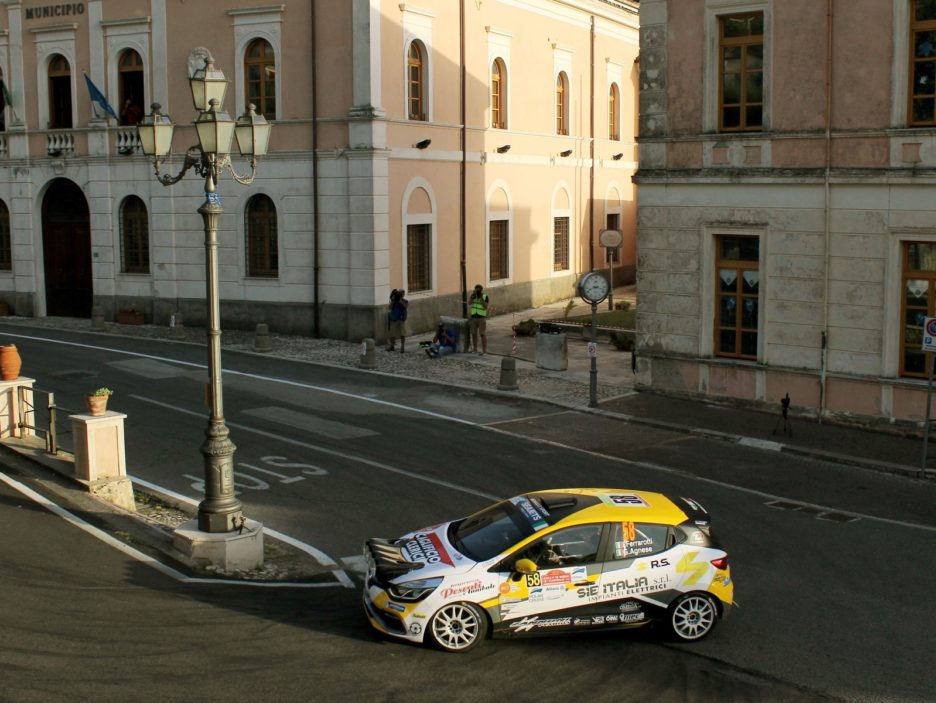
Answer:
[2, 325, 934, 702]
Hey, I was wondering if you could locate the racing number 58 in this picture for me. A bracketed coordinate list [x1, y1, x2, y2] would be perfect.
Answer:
[526, 573, 541, 587]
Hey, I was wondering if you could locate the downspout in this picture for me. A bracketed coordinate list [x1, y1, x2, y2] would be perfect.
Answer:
[460, 0, 468, 317]
[589, 15, 595, 271]
[311, 0, 321, 337]
[819, 0, 833, 421]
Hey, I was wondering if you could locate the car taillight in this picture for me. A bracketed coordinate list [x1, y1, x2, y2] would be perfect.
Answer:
[710, 556, 729, 570]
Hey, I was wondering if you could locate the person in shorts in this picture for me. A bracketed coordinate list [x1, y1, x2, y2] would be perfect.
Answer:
[468, 284, 489, 354]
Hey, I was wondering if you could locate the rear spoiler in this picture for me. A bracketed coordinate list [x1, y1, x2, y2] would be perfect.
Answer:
[669, 495, 710, 525]
[366, 538, 421, 579]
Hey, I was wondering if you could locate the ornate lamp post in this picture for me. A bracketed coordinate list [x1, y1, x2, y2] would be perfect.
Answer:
[138, 58, 272, 534]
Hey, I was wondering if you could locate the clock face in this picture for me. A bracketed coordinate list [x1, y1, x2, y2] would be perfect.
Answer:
[579, 271, 609, 303]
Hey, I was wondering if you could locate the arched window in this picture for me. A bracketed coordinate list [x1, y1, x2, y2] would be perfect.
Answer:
[120, 196, 149, 273]
[491, 59, 507, 129]
[0, 199, 11, 271]
[556, 72, 569, 135]
[609, 82, 620, 141]
[48, 54, 72, 129]
[245, 38, 276, 120]
[407, 42, 426, 121]
[246, 194, 278, 277]
[118, 50, 145, 126]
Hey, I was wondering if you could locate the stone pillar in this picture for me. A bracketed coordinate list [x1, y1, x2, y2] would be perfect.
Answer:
[0, 377, 34, 438]
[70, 411, 135, 512]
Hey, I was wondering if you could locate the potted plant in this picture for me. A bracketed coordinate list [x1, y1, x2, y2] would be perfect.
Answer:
[86, 387, 113, 416]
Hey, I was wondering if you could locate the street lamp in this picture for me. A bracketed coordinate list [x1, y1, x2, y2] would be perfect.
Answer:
[138, 58, 272, 534]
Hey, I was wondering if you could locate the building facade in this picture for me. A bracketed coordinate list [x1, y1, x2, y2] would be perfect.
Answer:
[636, 0, 936, 426]
[0, 0, 638, 340]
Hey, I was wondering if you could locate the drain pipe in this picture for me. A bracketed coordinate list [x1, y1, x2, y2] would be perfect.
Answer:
[460, 0, 468, 318]
[311, 0, 321, 337]
[588, 14, 596, 271]
[819, 0, 833, 422]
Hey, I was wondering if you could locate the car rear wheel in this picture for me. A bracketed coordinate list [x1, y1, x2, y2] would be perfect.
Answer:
[428, 602, 488, 652]
[667, 593, 718, 642]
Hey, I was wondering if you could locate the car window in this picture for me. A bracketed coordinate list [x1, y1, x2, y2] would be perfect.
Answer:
[511, 523, 605, 569]
[450, 500, 534, 562]
[610, 522, 670, 560]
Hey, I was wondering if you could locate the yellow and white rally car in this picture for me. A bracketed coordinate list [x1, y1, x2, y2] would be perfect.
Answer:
[363, 488, 734, 652]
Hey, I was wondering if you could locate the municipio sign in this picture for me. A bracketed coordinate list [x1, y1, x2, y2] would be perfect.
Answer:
[923, 317, 936, 352]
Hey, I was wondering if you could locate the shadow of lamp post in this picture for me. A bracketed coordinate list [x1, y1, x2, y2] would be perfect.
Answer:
[136, 58, 272, 534]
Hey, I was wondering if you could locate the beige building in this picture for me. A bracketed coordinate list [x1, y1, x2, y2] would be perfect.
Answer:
[0, 0, 638, 340]
[636, 0, 936, 426]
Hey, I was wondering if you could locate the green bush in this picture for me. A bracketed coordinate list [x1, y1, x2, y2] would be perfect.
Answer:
[614, 300, 631, 311]
[609, 330, 635, 351]
[512, 318, 538, 337]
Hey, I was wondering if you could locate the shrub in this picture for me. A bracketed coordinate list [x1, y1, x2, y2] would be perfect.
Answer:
[608, 330, 635, 351]
[512, 319, 538, 337]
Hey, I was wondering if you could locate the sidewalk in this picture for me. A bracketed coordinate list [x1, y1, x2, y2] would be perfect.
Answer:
[0, 286, 932, 482]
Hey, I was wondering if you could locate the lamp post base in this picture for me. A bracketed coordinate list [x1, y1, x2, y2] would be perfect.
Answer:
[173, 518, 264, 572]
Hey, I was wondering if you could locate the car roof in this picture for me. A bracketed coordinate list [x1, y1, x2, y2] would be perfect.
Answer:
[524, 488, 693, 527]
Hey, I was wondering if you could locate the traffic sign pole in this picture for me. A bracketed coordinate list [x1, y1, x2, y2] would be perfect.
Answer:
[924, 352, 933, 480]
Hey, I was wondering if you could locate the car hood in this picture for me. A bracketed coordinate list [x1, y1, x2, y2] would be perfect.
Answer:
[392, 522, 475, 580]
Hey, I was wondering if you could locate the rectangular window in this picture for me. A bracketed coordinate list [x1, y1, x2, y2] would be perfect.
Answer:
[719, 13, 764, 132]
[407, 223, 431, 292]
[900, 241, 936, 377]
[553, 217, 569, 271]
[715, 235, 759, 360]
[606, 214, 620, 264]
[910, 0, 936, 125]
[490, 219, 509, 281]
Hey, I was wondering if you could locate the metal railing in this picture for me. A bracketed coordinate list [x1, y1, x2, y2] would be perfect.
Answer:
[17, 386, 75, 455]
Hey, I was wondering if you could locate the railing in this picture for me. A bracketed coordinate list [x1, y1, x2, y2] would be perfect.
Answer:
[17, 385, 74, 455]
[115, 127, 140, 154]
[46, 130, 75, 156]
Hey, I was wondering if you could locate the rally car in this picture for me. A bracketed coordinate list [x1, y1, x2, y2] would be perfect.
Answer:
[362, 488, 733, 652]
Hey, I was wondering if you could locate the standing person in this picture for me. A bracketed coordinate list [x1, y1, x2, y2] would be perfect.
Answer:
[386, 288, 409, 353]
[468, 283, 489, 354]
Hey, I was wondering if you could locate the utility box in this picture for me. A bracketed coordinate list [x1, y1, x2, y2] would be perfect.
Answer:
[439, 316, 471, 353]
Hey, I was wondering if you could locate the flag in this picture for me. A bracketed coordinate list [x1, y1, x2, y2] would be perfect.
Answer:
[83, 72, 118, 121]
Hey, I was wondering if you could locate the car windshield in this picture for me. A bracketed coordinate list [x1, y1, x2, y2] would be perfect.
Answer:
[449, 500, 535, 562]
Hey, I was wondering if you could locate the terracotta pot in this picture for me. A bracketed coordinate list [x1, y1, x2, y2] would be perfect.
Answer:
[86, 395, 108, 416]
[0, 344, 22, 380]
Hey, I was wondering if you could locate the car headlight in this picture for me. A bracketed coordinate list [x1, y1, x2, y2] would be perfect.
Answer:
[387, 577, 443, 602]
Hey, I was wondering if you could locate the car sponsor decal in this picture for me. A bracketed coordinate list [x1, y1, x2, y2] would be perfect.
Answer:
[605, 613, 619, 624]
[573, 617, 591, 626]
[618, 600, 642, 613]
[386, 602, 406, 613]
[619, 612, 645, 623]
[525, 573, 541, 587]
[511, 496, 548, 531]
[571, 566, 587, 582]
[614, 538, 654, 559]
[528, 587, 544, 602]
[508, 616, 571, 633]
[409, 623, 422, 635]
[592, 615, 606, 625]
[499, 582, 512, 594]
[676, 551, 708, 586]
[440, 579, 495, 599]
[599, 493, 648, 508]
[542, 569, 571, 586]
[403, 532, 453, 566]
[576, 574, 672, 601]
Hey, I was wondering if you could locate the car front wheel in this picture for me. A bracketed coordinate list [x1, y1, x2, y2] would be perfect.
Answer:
[427, 602, 488, 652]
[667, 593, 718, 642]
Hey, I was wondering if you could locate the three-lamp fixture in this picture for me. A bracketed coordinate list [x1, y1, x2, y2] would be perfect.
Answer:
[137, 57, 271, 183]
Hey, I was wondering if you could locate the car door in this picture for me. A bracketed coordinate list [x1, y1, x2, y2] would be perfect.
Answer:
[592, 521, 680, 625]
[492, 523, 609, 635]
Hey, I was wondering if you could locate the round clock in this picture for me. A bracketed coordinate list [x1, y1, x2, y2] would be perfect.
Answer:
[578, 271, 610, 303]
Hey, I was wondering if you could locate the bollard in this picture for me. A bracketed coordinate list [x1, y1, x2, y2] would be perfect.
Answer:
[254, 323, 272, 352]
[359, 337, 377, 369]
[91, 305, 105, 330]
[169, 311, 186, 340]
[497, 357, 519, 391]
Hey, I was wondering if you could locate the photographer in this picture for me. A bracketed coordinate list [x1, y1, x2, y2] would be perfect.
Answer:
[386, 288, 409, 353]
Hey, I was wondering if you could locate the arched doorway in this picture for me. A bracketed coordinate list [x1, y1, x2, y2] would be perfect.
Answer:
[42, 179, 91, 317]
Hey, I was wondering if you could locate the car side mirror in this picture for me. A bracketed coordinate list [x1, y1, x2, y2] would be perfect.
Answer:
[514, 558, 538, 575]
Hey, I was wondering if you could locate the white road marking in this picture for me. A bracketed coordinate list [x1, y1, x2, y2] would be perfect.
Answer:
[131, 395, 500, 501]
[0, 471, 348, 588]
[244, 406, 378, 439]
[738, 437, 783, 451]
[237, 461, 307, 483]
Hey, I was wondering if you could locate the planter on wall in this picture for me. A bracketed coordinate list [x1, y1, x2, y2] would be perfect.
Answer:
[117, 309, 144, 325]
[0, 344, 22, 380]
